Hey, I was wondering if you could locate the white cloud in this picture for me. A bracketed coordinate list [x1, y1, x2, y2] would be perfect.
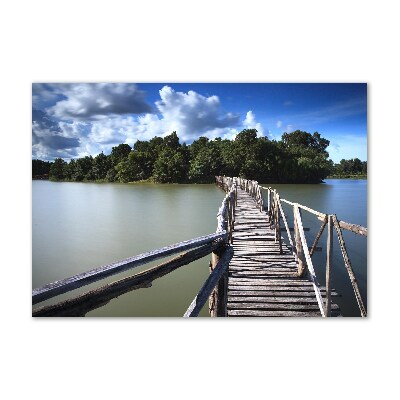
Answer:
[33, 84, 272, 159]
[49, 83, 153, 120]
[276, 120, 282, 128]
[243, 111, 265, 136]
[153, 86, 240, 142]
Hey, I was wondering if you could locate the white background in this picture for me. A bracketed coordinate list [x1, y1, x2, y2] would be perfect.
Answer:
[1, 1, 398, 399]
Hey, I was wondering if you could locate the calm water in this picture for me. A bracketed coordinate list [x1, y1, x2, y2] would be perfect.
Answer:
[32, 179, 367, 317]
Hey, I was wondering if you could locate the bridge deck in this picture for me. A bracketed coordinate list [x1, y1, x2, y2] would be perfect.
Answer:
[227, 188, 340, 317]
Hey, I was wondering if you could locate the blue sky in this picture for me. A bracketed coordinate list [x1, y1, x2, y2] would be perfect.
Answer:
[32, 83, 367, 163]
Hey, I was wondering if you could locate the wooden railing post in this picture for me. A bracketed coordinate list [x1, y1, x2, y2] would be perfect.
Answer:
[269, 190, 274, 228]
[332, 214, 367, 317]
[294, 204, 305, 276]
[325, 215, 333, 316]
[275, 193, 283, 254]
[209, 245, 228, 317]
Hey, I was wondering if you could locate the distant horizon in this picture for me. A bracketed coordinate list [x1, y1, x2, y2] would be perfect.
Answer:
[32, 83, 367, 164]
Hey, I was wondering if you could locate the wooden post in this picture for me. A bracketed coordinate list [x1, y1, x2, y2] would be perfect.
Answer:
[235, 183, 238, 206]
[294, 205, 305, 276]
[310, 217, 327, 257]
[325, 215, 333, 316]
[277, 196, 294, 251]
[209, 246, 228, 317]
[332, 214, 367, 317]
[275, 193, 283, 254]
[258, 186, 263, 212]
[269, 190, 274, 228]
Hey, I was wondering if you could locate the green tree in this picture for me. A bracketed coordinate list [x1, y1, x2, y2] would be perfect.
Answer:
[153, 148, 187, 183]
[280, 130, 331, 182]
[110, 143, 132, 166]
[188, 141, 222, 183]
[163, 131, 180, 150]
[32, 159, 51, 178]
[92, 152, 111, 181]
[49, 158, 67, 181]
[73, 156, 94, 181]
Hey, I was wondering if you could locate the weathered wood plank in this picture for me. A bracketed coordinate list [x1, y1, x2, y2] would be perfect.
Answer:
[227, 302, 340, 311]
[228, 286, 340, 295]
[227, 293, 327, 301]
[228, 310, 322, 317]
[33, 231, 226, 305]
[228, 280, 317, 286]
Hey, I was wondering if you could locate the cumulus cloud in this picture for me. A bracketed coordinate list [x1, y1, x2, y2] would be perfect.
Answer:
[276, 120, 282, 128]
[49, 83, 153, 120]
[243, 111, 265, 136]
[32, 84, 270, 160]
[154, 86, 240, 142]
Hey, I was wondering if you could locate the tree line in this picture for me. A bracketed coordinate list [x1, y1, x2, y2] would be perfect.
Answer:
[328, 158, 367, 177]
[32, 129, 365, 184]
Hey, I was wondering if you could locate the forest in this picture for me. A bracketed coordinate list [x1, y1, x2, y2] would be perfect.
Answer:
[32, 129, 366, 184]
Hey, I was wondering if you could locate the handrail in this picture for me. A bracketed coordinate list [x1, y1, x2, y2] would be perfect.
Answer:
[33, 242, 222, 317]
[294, 205, 326, 316]
[32, 231, 226, 305]
[33, 178, 237, 317]
[208, 177, 238, 316]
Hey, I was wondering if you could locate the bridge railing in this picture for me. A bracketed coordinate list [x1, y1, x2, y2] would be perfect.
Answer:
[215, 176, 367, 317]
[32, 183, 237, 317]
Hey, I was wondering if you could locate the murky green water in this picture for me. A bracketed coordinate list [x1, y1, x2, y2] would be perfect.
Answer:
[32, 179, 367, 317]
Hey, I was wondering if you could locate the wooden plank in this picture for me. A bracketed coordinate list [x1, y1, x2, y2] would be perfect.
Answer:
[227, 302, 340, 311]
[228, 310, 322, 317]
[184, 246, 233, 317]
[229, 271, 297, 277]
[228, 279, 316, 286]
[32, 231, 226, 305]
[227, 293, 326, 300]
[228, 286, 340, 295]
[228, 291, 337, 298]
[229, 266, 297, 272]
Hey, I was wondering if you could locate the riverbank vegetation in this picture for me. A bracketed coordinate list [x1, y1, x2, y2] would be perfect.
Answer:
[328, 158, 367, 179]
[32, 129, 366, 184]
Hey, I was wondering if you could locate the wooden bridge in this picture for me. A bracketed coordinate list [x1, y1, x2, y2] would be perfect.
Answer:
[32, 176, 367, 317]
[227, 185, 340, 317]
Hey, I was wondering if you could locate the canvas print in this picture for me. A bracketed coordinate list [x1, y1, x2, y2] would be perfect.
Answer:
[32, 83, 367, 317]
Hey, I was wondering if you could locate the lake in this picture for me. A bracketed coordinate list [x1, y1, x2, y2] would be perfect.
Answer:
[32, 179, 367, 317]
